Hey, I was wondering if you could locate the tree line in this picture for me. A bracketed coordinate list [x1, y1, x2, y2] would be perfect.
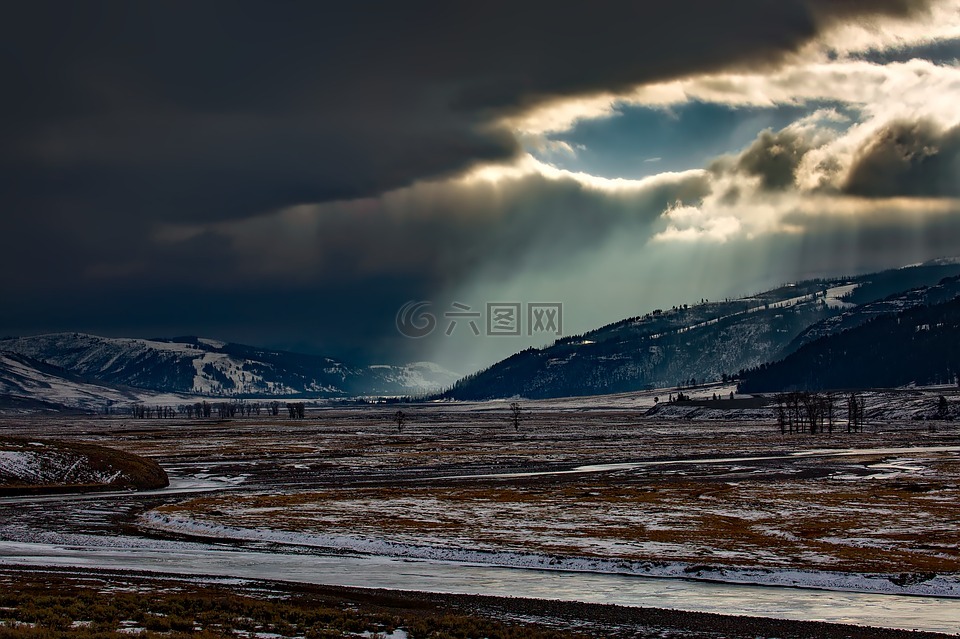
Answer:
[130, 400, 307, 419]
[773, 392, 865, 434]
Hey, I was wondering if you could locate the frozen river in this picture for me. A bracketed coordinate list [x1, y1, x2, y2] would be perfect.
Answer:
[1, 538, 958, 634]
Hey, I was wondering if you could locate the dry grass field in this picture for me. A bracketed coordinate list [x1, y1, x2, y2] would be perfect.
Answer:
[1, 399, 959, 636]
[152, 448, 960, 574]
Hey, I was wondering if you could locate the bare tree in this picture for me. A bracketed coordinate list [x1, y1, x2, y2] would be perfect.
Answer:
[825, 393, 835, 434]
[801, 393, 819, 434]
[787, 392, 802, 433]
[394, 409, 406, 433]
[847, 393, 865, 432]
[774, 394, 787, 434]
[509, 401, 523, 432]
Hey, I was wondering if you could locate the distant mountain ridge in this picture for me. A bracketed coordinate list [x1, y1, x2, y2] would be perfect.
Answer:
[4, 261, 960, 410]
[0, 334, 459, 403]
[439, 261, 960, 400]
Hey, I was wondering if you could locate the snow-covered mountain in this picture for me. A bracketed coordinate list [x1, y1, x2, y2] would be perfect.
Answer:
[0, 334, 457, 402]
[789, 274, 960, 351]
[6, 260, 959, 407]
[441, 261, 960, 400]
[739, 291, 960, 392]
[367, 361, 461, 395]
[441, 283, 839, 400]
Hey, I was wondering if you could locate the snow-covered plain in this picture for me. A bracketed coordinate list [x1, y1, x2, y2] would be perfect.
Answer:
[1, 399, 959, 633]
[141, 441, 960, 596]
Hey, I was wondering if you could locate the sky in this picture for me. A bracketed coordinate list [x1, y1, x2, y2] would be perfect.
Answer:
[2, 1, 960, 374]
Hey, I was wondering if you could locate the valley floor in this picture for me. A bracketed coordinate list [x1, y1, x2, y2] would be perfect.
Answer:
[1, 392, 959, 636]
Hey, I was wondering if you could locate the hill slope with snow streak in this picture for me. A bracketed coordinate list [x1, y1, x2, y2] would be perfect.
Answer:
[0, 438, 168, 494]
[0, 350, 151, 413]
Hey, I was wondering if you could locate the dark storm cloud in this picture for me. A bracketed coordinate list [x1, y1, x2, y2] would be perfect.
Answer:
[844, 119, 960, 198]
[0, 0, 941, 360]
[0, 0, 935, 226]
